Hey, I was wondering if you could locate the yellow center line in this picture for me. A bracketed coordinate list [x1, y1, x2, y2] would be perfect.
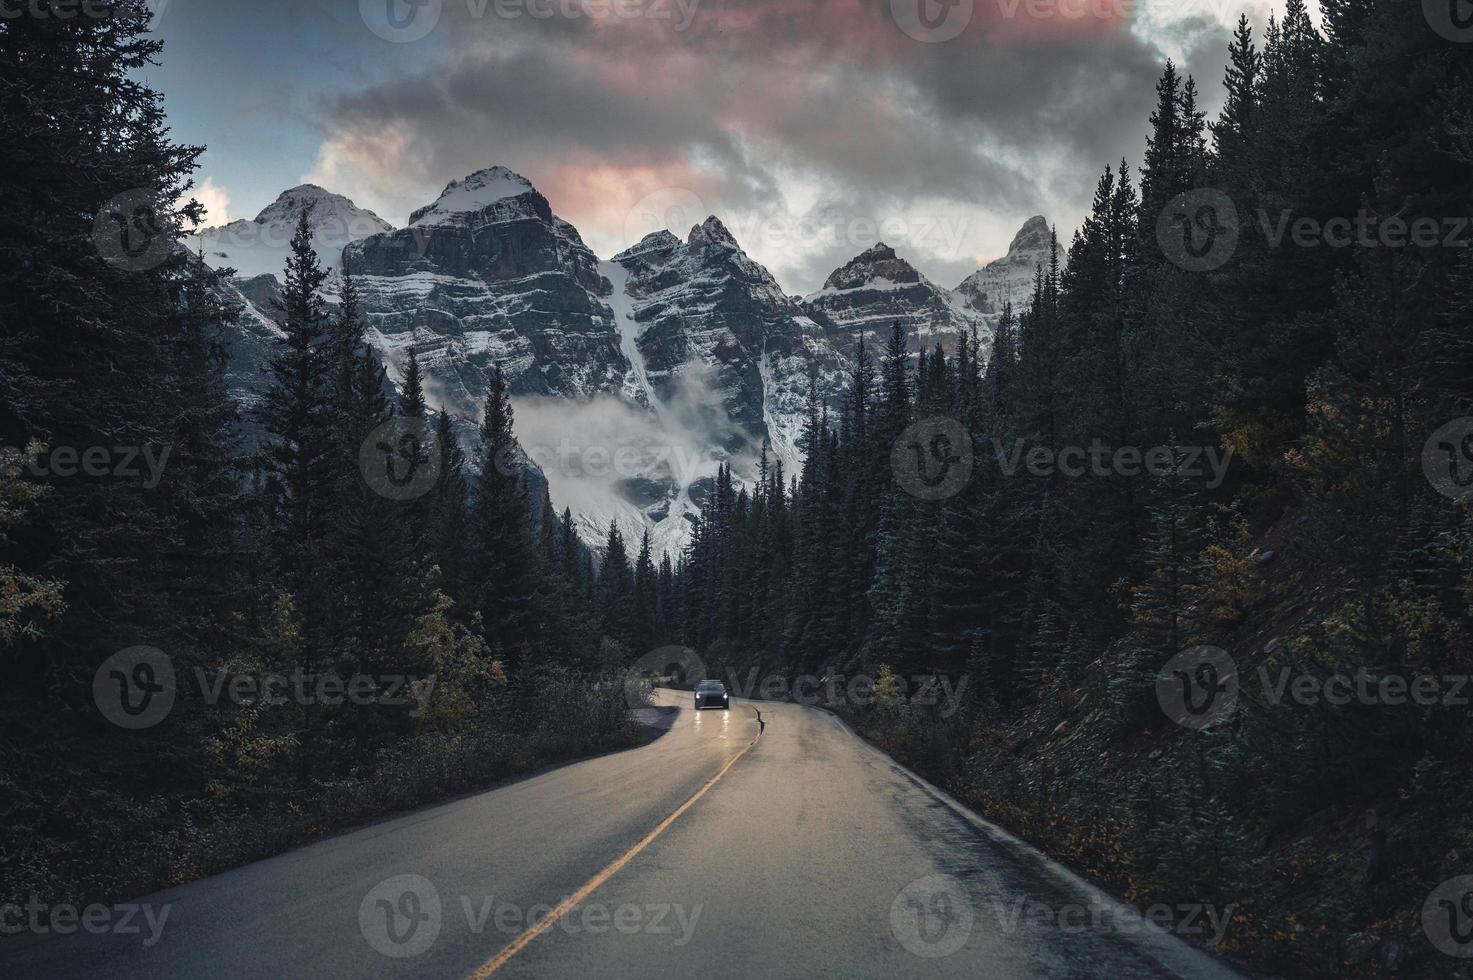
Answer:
[464, 706, 763, 979]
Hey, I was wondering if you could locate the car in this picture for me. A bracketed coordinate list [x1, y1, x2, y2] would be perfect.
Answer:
[694, 679, 730, 711]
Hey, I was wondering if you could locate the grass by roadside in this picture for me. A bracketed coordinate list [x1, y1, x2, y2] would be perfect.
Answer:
[0, 673, 644, 918]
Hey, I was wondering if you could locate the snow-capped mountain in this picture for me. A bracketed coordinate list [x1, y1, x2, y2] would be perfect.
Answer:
[954, 215, 1053, 315]
[342, 166, 628, 416]
[591, 218, 843, 556]
[188, 184, 393, 280]
[803, 242, 992, 358]
[208, 168, 1028, 559]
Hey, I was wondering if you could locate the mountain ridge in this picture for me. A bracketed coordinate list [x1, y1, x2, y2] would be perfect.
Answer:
[204, 169, 1051, 556]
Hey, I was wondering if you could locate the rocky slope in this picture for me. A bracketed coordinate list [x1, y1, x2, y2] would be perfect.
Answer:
[954, 214, 1053, 315]
[343, 167, 630, 417]
[803, 242, 991, 360]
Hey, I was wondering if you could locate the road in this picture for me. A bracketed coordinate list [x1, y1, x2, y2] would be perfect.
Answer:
[2, 691, 1245, 979]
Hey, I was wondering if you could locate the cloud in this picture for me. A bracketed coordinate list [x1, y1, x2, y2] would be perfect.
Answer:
[300, 0, 1257, 290]
[187, 177, 233, 225]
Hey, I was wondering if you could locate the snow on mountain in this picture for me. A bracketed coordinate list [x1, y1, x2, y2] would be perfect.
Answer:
[955, 215, 1054, 315]
[803, 242, 992, 360]
[573, 217, 842, 559]
[407, 166, 537, 229]
[215, 168, 1013, 560]
[188, 184, 393, 280]
[342, 170, 628, 417]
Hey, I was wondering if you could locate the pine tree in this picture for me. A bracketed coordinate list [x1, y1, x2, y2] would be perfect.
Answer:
[600, 520, 634, 648]
[259, 210, 333, 582]
[430, 409, 471, 611]
[1210, 15, 1261, 177]
[469, 365, 541, 663]
[633, 529, 657, 653]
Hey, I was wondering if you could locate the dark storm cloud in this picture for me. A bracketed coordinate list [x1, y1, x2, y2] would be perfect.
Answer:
[311, 0, 1238, 285]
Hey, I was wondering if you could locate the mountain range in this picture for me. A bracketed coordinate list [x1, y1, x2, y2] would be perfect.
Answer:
[195, 169, 1053, 558]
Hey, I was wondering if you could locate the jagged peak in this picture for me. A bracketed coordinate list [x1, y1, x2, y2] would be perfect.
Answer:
[687, 215, 738, 248]
[854, 241, 898, 263]
[1010, 215, 1051, 251]
[612, 229, 682, 263]
[820, 241, 919, 292]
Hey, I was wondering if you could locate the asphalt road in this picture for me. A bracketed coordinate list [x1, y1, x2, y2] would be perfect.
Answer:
[2, 691, 1245, 979]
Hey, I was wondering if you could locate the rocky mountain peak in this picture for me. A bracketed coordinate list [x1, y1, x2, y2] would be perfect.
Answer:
[612, 229, 682, 262]
[686, 214, 738, 249]
[189, 184, 392, 280]
[252, 184, 390, 231]
[1009, 215, 1051, 253]
[408, 166, 538, 228]
[820, 241, 921, 292]
[856, 242, 897, 262]
[955, 215, 1057, 315]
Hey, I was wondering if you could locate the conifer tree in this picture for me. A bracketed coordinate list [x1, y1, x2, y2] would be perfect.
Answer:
[469, 366, 541, 662]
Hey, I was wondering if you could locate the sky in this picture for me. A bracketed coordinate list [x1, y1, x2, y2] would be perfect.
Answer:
[149, 0, 1318, 295]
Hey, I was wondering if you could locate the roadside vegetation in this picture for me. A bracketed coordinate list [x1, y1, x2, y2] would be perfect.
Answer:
[664, 4, 1473, 976]
[1, 2, 641, 914]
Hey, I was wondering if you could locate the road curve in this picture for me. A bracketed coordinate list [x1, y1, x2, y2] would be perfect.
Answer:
[2, 691, 1244, 979]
